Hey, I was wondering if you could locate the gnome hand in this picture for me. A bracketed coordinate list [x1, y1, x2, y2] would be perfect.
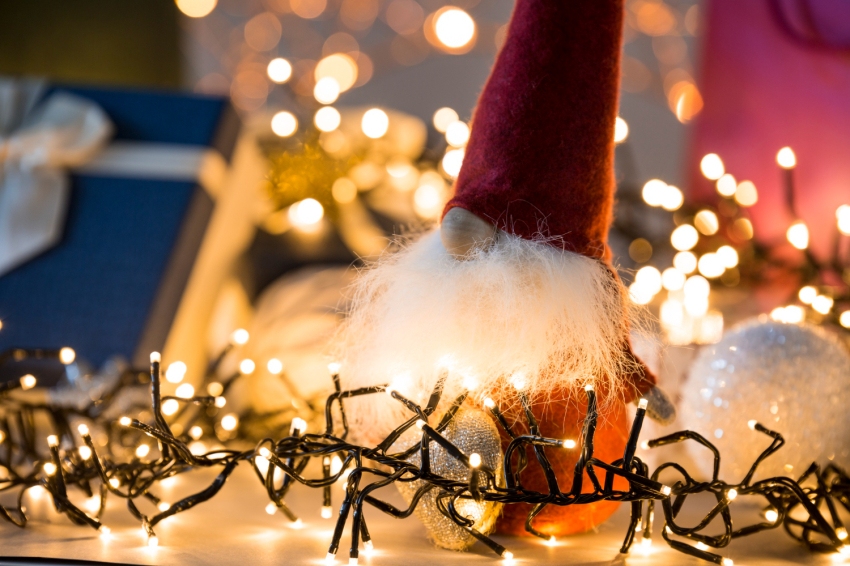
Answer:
[440, 207, 497, 259]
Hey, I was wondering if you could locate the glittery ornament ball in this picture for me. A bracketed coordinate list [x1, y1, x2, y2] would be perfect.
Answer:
[396, 408, 503, 551]
[681, 318, 850, 480]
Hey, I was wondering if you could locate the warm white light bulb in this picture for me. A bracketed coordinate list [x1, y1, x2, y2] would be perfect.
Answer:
[267, 358, 284, 374]
[638, 398, 648, 410]
[562, 439, 577, 449]
[786, 221, 809, 250]
[315, 106, 342, 132]
[434, 8, 476, 49]
[149, 351, 161, 364]
[119, 416, 132, 427]
[321, 505, 333, 519]
[483, 397, 496, 409]
[158, 501, 171, 512]
[361, 108, 389, 139]
[836, 205, 850, 235]
[468, 453, 482, 468]
[727, 488, 738, 501]
[798, 286, 817, 304]
[20, 374, 37, 390]
[162, 399, 180, 416]
[239, 358, 256, 375]
[271, 111, 298, 137]
[433, 107, 459, 133]
[671, 225, 699, 251]
[175, 383, 194, 399]
[165, 361, 187, 383]
[79, 445, 93, 460]
[661, 485, 672, 496]
[230, 328, 249, 346]
[764, 508, 778, 523]
[614, 116, 629, 143]
[265, 502, 277, 515]
[267, 57, 292, 83]
[776, 146, 796, 169]
[220, 414, 239, 432]
[748, 420, 757, 430]
[59, 347, 76, 365]
[43, 462, 57, 476]
[642, 179, 667, 207]
[700, 153, 725, 180]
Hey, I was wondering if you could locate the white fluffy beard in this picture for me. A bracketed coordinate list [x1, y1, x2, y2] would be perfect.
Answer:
[333, 230, 639, 442]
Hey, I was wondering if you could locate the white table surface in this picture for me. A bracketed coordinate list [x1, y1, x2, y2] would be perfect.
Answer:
[0, 464, 834, 566]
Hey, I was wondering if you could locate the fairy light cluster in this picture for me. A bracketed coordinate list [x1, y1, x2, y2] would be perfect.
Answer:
[4, 345, 850, 565]
[625, 145, 850, 345]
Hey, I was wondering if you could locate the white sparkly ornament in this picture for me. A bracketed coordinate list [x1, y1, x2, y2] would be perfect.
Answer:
[396, 408, 503, 550]
[681, 318, 850, 480]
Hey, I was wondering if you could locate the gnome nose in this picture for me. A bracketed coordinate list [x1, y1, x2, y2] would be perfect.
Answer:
[440, 207, 497, 259]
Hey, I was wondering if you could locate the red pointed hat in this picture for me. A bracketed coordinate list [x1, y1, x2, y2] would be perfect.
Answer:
[444, 0, 622, 261]
[444, 0, 658, 400]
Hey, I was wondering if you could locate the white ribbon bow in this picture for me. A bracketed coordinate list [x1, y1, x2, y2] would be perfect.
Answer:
[0, 79, 113, 277]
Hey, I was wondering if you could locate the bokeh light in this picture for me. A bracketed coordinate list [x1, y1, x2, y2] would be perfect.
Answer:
[433, 7, 476, 50]
[314, 106, 341, 132]
[700, 153, 725, 181]
[361, 108, 389, 138]
[176, 0, 217, 18]
[267, 58, 292, 83]
[315, 54, 358, 92]
[314, 77, 341, 104]
[433, 107, 459, 133]
[271, 111, 298, 137]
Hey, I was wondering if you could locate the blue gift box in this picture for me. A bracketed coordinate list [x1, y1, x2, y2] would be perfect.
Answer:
[0, 85, 241, 372]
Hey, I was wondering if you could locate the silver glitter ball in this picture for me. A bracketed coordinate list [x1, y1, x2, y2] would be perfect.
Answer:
[396, 408, 504, 550]
[681, 318, 850, 480]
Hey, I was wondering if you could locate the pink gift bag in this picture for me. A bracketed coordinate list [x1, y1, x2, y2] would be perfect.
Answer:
[689, 0, 850, 261]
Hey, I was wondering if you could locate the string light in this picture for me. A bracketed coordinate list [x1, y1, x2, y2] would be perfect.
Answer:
[694, 210, 719, 235]
[267, 358, 284, 374]
[661, 268, 685, 291]
[642, 179, 667, 207]
[314, 77, 341, 104]
[812, 295, 834, 315]
[445, 120, 470, 147]
[734, 181, 758, 207]
[441, 148, 464, 178]
[700, 153, 725, 180]
[59, 347, 76, 364]
[674, 251, 698, 274]
[837, 205, 850, 236]
[175, 383, 195, 399]
[231, 328, 250, 345]
[840, 311, 850, 329]
[288, 198, 325, 229]
[20, 374, 37, 390]
[239, 359, 256, 375]
[361, 108, 389, 139]
[165, 361, 187, 383]
[220, 414, 239, 431]
[315, 106, 342, 132]
[614, 117, 629, 143]
[433, 7, 476, 50]
[786, 221, 809, 250]
[271, 111, 298, 137]
[776, 147, 797, 169]
[267, 58, 292, 83]
[716, 174, 737, 197]
[4, 341, 850, 566]
[671, 225, 699, 251]
[433, 107, 459, 133]
[176, 0, 217, 18]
